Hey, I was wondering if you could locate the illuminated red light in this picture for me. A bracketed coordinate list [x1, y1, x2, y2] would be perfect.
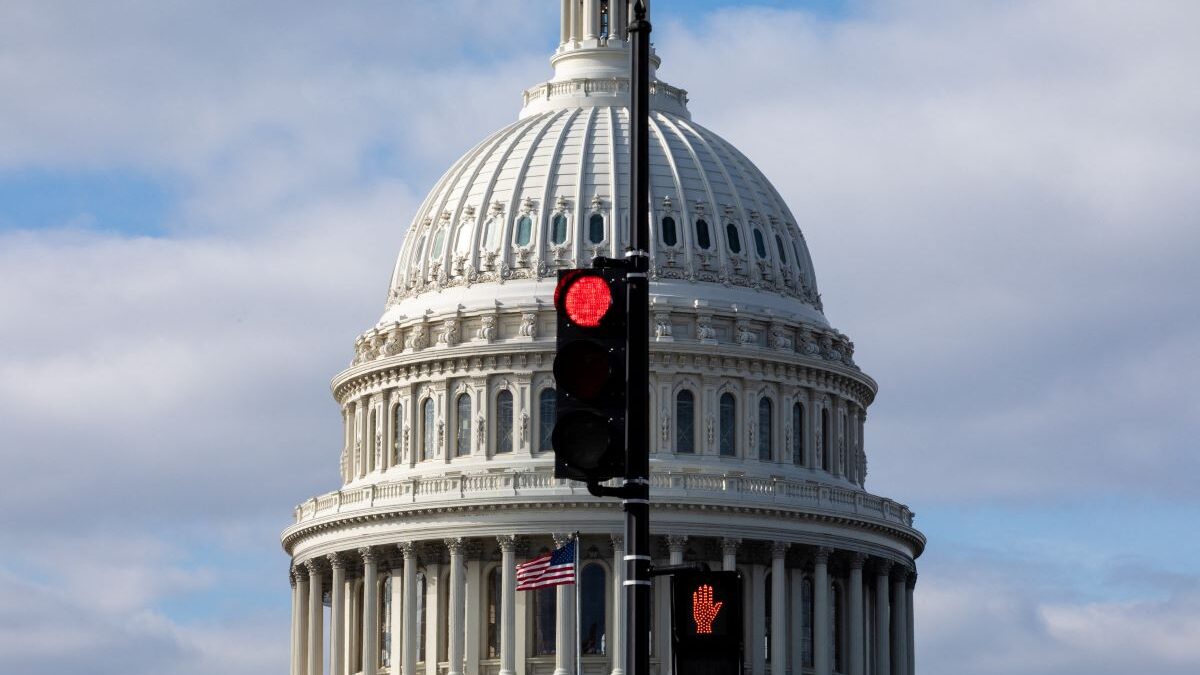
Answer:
[564, 276, 612, 327]
[692, 583, 723, 634]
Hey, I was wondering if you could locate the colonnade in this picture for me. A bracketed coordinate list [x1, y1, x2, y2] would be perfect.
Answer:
[289, 535, 916, 675]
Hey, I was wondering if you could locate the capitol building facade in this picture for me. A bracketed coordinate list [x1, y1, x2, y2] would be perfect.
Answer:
[282, 3, 925, 675]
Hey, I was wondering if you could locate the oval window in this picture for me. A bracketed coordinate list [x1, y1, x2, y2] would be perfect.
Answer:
[775, 234, 787, 264]
[695, 219, 711, 249]
[589, 213, 605, 244]
[515, 216, 532, 246]
[551, 214, 568, 244]
[753, 229, 767, 258]
[661, 216, 677, 247]
[726, 223, 742, 254]
[431, 228, 446, 258]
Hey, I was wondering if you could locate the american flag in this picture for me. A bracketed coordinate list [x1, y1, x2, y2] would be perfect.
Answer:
[516, 539, 576, 590]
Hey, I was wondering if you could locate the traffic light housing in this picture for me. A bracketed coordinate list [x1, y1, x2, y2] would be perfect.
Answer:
[672, 571, 744, 675]
[552, 268, 628, 483]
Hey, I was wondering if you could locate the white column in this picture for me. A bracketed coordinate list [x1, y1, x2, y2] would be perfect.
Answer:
[560, 0, 571, 45]
[362, 547, 380, 675]
[466, 556, 482, 675]
[498, 536, 519, 675]
[610, 535, 626, 675]
[848, 554, 865, 675]
[568, 0, 579, 44]
[390, 565, 404, 675]
[345, 578, 358, 675]
[892, 571, 909, 675]
[583, 0, 598, 40]
[291, 567, 305, 675]
[613, 0, 627, 41]
[906, 573, 916, 675]
[874, 562, 892, 675]
[722, 538, 739, 571]
[446, 538, 466, 675]
[770, 543, 788, 675]
[401, 543, 419, 675]
[750, 564, 766, 675]
[553, 534, 576, 675]
[664, 536, 687, 673]
[307, 560, 324, 675]
[329, 553, 347, 675]
[425, 564, 441, 675]
[789, 569, 803, 675]
[813, 549, 831, 675]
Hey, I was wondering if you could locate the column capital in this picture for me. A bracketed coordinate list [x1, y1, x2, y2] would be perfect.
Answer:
[328, 551, 347, 569]
[610, 533, 624, 550]
[666, 534, 689, 553]
[289, 564, 300, 587]
[812, 546, 832, 565]
[303, 557, 323, 576]
[552, 532, 575, 547]
[445, 537, 466, 555]
[358, 546, 378, 565]
[891, 564, 912, 583]
[872, 558, 894, 576]
[398, 541, 418, 560]
[770, 541, 789, 559]
[849, 552, 868, 570]
[497, 534, 518, 552]
[721, 537, 741, 555]
[906, 570, 918, 588]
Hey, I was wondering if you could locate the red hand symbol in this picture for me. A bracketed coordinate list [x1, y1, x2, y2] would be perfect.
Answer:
[692, 584, 723, 634]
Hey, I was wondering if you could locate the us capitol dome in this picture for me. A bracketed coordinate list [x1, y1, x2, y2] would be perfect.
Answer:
[283, 3, 925, 675]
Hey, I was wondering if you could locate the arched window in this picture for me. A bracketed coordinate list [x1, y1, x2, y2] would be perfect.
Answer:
[534, 585, 556, 655]
[483, 218, 499, 248]
[431, 227, 447, 258]
[753, 229, 767, 258]
[551, 213, 568, 244]
[695, 219, 711, 249]
[792, 402, 804, 465]
[821, 407, 831, 471]
[368, 409, 378, 472]
[454, 220, 473, 255]
[539, 388, 556, 453]
[802, 577, 814, 667]
[455, 393, 471, 457]
[417, 573, 427, 663]
[775, 234, 788, 264]
[758, 397, 772, 461]
[840, 412, 848, 476]
[725, 223, 742, 254]
[588, 213, 605, 243]
[661, 215, 678, 246]
[496, 390, 514, 454]
[675, 390, 695, 454]
[486, 567, 501, 658]
[421, 398, 435, 461]
[719, 393, 736, 457]
[515, 215, 532, 246]
[580, 564, 607, 655]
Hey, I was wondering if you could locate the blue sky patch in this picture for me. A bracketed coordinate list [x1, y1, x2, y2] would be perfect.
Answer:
[0, 168, 178, 236]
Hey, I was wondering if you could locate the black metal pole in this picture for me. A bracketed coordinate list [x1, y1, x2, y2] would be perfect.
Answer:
[625, 4, 652, 675]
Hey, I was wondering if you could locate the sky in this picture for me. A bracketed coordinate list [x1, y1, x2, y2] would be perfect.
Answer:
[0, 0, 1198, 673]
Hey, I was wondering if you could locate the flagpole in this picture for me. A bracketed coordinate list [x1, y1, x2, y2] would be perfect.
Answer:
[574, 531, 582, 675]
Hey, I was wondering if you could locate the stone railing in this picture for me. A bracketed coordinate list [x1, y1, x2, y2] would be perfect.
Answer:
[291, 467, 914, 529]
[520, 77, 689, 110]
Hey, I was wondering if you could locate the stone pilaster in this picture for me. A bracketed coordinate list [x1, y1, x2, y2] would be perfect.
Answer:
[360, 547, 379, 675]
[770, 542, 789, 675]
[446, 538, 466, 675]
[305, 558, 324, 675]
[329, 553, 347, 675]
[399, 542, 419, 675]
[874, 560, 893, 675]
[813, 548, 832, 675]
[848, 553, 866, 675]
[498, 535, 518, 675]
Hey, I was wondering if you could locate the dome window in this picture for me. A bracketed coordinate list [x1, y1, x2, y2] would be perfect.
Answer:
[431, 227, 447, 258]
[483, 218, 500, 249]
[792, 402, 805, 466]
[695, 219, 711, 249]
[753, 229, 767, 259]
[496, 390, 514, 454]
[551, 214, 569, 245]
[775, 234, 788, 265]
[515, 216, 533, 246]
[675, 390, 694, 454]
[719, 392, 736, 457]
[758, 397, 773, 460]
[588, 213, 605, 244]
[726, 223, 742, 254]
[455, 393, 472, 457]
[538, 388, 556, 453]
[421, 398, 435, 461]
[661, 216, 678, 247]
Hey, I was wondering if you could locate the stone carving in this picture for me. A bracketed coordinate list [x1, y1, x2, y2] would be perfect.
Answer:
[735, 320, 756, 346]
[519, 312, 538, 338]
[381, 324, 404, 357]
[437, 319, 460, 347]
[653, 312, 673, 339]
[478, 315, 497, 342]
[437, 421, 445, 453]
[696, 316, 716, 342]
[482, 250, 498, 270]
[407, 323, 429, 350]
[476, 415, 486, 450]
[769, 324, 793, 350]
[821, 333, 841, 361]
[519, 412, 529, 445]
[706, 415, 715, 448]
[660, 407, 671, 445]
[800, 328, 820, 356]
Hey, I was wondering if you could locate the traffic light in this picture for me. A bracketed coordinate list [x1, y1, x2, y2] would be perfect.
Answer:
[552, 268, 628, 483]
[672, 571, 744, 675]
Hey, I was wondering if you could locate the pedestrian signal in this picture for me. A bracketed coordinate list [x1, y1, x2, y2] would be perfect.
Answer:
[672, 571, 743, 675]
